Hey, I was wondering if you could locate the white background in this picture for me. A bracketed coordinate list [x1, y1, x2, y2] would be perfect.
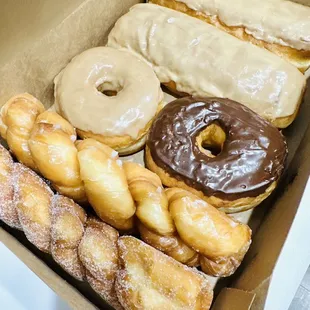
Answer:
[0, 242, 70, 310]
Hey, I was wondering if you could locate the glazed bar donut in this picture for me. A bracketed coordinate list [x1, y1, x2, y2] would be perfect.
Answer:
[150, 0, 310, 72]
[108, 3, 306, 128]
[146, 97, 288, 213]
[54, 47, 163, 155]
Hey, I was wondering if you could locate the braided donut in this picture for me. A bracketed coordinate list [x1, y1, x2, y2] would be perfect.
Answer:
[78, 217, 122, 310]
[0, 93, 44, 170]
[137, 188, 251, 277]
[51, 195, 87, 281]
[0, 144, 213, 309]
[29, 111, 86, 202]
[123, 161, 174, 235]
[0, 94, 137, 230]
[14, 163, 53, 253]
[166, 188, 251, 277]
[138, 222, 200, 267]
[76, 140, 135, 231]
[0, 146, 21, 229]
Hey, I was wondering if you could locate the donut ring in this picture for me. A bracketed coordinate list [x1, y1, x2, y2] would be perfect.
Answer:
[146, 97, 288, 213]
[54, 47, 163, 155]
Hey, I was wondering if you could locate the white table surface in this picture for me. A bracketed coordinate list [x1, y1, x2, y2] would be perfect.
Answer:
[0, 242, 70, 310]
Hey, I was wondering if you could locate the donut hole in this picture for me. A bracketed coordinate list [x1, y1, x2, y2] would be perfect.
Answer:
[197, 123, 226, 158]
[96, 80, 123, 97]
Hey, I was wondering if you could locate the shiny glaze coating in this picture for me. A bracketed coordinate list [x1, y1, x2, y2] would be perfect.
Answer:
[107, 4, 306, 123]
[147, 97, 288, 200]
[175, 0, 310, 51]
[54, 47, 163, 139]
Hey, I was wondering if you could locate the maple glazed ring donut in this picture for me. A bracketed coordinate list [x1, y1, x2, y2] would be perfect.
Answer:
[146, 97, 288, 213]
[54, 47, 163, 155]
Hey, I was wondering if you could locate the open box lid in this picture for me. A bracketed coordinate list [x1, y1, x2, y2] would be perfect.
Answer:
[0, 0, 310, 309]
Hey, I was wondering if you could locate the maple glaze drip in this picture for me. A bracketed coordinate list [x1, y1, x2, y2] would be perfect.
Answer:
[147, 97, 288, 200]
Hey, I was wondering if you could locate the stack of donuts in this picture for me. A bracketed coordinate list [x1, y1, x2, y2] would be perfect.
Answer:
[1, 1, 309, 309]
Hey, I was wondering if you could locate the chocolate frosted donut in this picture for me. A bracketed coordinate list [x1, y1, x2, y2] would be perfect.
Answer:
[145, 97, 287, 213]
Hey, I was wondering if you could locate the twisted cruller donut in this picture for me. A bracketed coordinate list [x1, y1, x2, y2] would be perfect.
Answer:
[0, 144, 213, 309]
[137, 188, 251, 277]
[0, 94, 135, 230]
[0, 93, 251, 277]
[0, 93, 45, 170]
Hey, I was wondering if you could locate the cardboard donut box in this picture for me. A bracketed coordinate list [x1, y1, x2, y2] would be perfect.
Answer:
[0, 0, 310, 309]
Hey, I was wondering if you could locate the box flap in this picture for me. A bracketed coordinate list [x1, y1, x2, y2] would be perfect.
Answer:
[212, 288, 255, 310]
[232, 109, 310, 308]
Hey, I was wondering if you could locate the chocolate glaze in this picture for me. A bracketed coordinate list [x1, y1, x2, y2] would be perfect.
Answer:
[147, 97, 288, 200]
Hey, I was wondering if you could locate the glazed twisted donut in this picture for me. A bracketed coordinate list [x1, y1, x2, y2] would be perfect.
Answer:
[0, 93, 45, 171]
[0, 144, 213, 310]
[124, 161, 251, 277]
[137, 188, 251, 277]
[0, 93, 251, 277]
[0, 93, 135, 230]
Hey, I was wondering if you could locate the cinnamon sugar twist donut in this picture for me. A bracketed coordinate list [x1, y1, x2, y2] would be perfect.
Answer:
[0, 144, 213, 309]
[0, 145, 21, 229]
[116, 236, 213, 310]
[78, 217, 122, 310]
[0, 93, 251, 277]
[14, 163, 53, 253]
[51, 195, 87, 280]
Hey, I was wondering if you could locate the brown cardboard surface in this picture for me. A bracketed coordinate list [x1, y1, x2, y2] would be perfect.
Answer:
[0, 0, 310, 309]
[212, 288, 255, 310]
[0, 0, 142, 108]
[233, 105, 310, 303]
[0, 0, 86, 63]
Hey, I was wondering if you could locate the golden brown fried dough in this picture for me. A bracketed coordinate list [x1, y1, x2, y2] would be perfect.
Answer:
[78, 217, 122, 310]
[167, 188, 252, 277]
[77, 139, 135, 231]
[123, 161, 174, 235]
[0, 93, 45, 170]
[116, 236, 213, 310]
[138, 222, 199, 266]
[51, 195, 87, 280]
[29, 111, 86, 202]
[0, 145, 21, 229]
[13, 163, 53, 252]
